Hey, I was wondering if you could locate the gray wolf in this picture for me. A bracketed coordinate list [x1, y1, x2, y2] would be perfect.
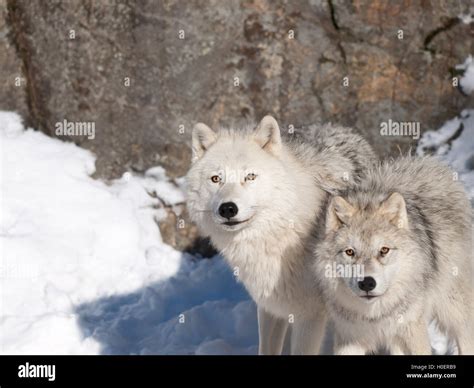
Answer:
[186, 115, 377, 354]
[314, 156, 473, 355]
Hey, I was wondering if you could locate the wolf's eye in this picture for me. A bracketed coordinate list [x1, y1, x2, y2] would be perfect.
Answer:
[245, 173, 257, 181]
[211, 175, 221, 183]
[380, 247, 390, 255]
[344, 248, 355, 257]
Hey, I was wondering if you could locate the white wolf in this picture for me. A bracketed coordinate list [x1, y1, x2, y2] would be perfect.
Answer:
[186, 115, 377, 354]
[314, 156, 474, 355]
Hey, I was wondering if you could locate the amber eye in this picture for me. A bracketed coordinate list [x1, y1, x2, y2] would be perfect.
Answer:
[211, 175, 221, 183]
[246, 173, 257, 181]
[344, 248, 355, 257]
[380, 247, 390, 255]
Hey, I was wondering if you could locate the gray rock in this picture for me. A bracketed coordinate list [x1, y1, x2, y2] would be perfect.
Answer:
[0, 0, 28, 122]
[2, 0, 473, 178]
[1, 0, 473, 252]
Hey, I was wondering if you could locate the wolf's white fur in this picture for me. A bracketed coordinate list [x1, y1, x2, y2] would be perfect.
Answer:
[187, 116, 376, 354]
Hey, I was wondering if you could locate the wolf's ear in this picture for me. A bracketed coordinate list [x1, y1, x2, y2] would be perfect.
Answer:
[254, 115, 282, 155]
[378, 192, 409, 229]
[192, 123, 217, 162]
[326, 196, 356, 233]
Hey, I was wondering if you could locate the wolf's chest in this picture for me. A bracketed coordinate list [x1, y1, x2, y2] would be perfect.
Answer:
[227, 252, 308, 318]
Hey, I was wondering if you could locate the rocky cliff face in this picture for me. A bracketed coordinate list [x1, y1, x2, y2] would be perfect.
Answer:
[1, 0, 473, 253]
[2, 0, 473, 178]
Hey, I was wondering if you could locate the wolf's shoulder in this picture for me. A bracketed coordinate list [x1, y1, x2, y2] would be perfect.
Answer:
[287, 123, 360, 148]
[287, 123, 375, 162]
[282, 123, 377, 191]
[363, 156, 464, 193]
[346, 156, 471, 222]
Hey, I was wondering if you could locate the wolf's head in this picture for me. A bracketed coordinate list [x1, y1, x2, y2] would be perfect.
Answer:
[186, 116, 298, 237]
[318, 192, 422, 308]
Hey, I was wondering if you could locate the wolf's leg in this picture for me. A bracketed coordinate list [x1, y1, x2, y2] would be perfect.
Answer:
[436, 289, 474, 354]
[334, 343, 366, 355]
[455, 289, 474, 354]
[454, 312, 474, 355]
[456, 330, 474, 355]
[396, 321, 432, 355]
[389, 344, 405, 355]
[258, 307, 288, 355]
[334, 334, 366, 355]
[290, 314, 327, 355]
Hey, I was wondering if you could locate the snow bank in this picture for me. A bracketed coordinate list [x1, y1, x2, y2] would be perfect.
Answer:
[0, 112, 256, 354]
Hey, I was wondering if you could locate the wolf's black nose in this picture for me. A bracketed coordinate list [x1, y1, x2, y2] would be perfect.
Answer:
[219, 202, 238, 219]
[358, 276, 377, 292]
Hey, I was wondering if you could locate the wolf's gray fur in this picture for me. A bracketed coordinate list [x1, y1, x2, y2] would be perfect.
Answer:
[186, 116, 377, 354]
[314, 156, 473, 354]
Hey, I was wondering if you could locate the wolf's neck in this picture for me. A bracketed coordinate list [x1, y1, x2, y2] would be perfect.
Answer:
[218, 226, 307, 301]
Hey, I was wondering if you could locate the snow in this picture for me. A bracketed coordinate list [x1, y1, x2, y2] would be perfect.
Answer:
[456, 55, 474, 95]
[76, 258, 257, 355]
[0, 111, 255, 355]
[1, 106, 472, 355]
[417, 110, 474, 200]
[459, 7, 474, 25]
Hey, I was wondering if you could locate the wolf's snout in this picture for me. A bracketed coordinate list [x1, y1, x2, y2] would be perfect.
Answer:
[219, 202, 238, 219]
[358, 276, 376, 292]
